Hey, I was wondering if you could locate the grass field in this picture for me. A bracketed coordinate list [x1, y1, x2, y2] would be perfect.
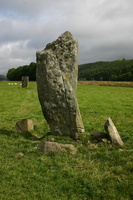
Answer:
[0, 81, 133, 200]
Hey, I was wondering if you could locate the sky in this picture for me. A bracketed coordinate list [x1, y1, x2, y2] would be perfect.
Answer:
[0, 0, 133, 75]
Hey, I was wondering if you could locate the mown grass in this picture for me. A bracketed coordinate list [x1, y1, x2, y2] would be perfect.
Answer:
[0, 81, 133, 200]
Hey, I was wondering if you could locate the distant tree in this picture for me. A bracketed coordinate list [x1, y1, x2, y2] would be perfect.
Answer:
[110, 74, 118, 81]
[29, 62, 36, 81]
[6, 62, 36, 81]
[7, 68, 16, 80]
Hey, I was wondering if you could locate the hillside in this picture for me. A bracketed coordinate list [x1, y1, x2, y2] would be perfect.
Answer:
[6, 59, 133, 82]
[78, 59, 133, 81]
[0, 75, 7, 81]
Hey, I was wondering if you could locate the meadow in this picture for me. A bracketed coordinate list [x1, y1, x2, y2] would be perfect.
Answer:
[0, 81, 133, 200]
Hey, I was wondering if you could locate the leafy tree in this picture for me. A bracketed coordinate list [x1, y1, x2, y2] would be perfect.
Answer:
[7, 68, 16, 80]
[7, 63, 36, 81]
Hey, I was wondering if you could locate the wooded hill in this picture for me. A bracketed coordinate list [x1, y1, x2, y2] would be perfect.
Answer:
[78, 59, 133, 81]
[0, 75, 7, 81]
[6, 59, 133, 81]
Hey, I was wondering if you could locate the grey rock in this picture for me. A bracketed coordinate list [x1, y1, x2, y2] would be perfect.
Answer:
[22, 76, 29, 88]
[17, 152, 24, 157]
[88, 144, 98, 148]
[61, 143, 77, 154]
[48, 138, 55, 142]
[15, 119, 34, 133]
[101, 138, 110, 144]
[38, 141, 77, 154]
[93, 131, 107, 140]
[104, 117, 124, 146]
[36, 31, 84, 139]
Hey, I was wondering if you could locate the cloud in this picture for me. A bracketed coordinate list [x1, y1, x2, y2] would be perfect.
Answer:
[0, 0, 133, 74]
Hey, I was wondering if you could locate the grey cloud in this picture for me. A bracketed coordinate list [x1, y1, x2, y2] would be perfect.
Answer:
[0, 0, 50, 17]
[0, 0, 133, 74]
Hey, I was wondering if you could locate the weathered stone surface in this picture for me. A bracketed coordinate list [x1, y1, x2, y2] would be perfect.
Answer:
[36, 31, 84, 138]
[104, 117, 124, 146]
[62, 143, 77, 154]
[22, 76, 29, 88]
[15, 119, 34, 133]
[38, 141, 77, 154]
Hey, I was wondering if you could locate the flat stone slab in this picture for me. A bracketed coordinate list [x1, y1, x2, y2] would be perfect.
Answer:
[38, 141, 77, 154]
[104, 117, 124, 146]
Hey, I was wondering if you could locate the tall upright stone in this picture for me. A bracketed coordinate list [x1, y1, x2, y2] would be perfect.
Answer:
[22, 76, 29, 88]
[36, 31, 84, 138]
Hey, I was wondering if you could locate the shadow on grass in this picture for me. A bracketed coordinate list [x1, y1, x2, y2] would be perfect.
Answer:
[0, 129, 75, 143]
[0, 129, 45, 141]
[0, 129, 15, 137]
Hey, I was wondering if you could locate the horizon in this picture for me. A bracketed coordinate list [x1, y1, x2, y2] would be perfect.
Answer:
[0, 0, 133, 75]
[1, 57, 133, 77]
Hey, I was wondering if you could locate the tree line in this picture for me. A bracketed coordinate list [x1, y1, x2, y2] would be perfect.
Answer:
[78, 59, 133, 81]
[6, 59, 133, 81]
[7, 62, 36, 81]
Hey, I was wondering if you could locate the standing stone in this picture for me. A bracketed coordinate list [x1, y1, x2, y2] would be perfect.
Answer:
[36, 31, 84, 139]
[104, 117, 124, 146]
[22, 76, 29, 88]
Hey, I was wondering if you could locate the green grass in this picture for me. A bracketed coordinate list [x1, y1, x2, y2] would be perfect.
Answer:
[0, 81, 133, 200]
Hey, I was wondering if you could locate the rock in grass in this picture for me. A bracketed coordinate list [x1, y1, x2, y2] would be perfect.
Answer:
[104, 117, 124, 146]
[36, 31, 84, 139]
[22, 76, 29, 88]
[38, 141, 77, 154]
[17, 152, 24, 157]
[88, 144, 98, 148]
[93, 131, 107, 140]
[15, 119, 34, 133]
[101, 138, 110, 144]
